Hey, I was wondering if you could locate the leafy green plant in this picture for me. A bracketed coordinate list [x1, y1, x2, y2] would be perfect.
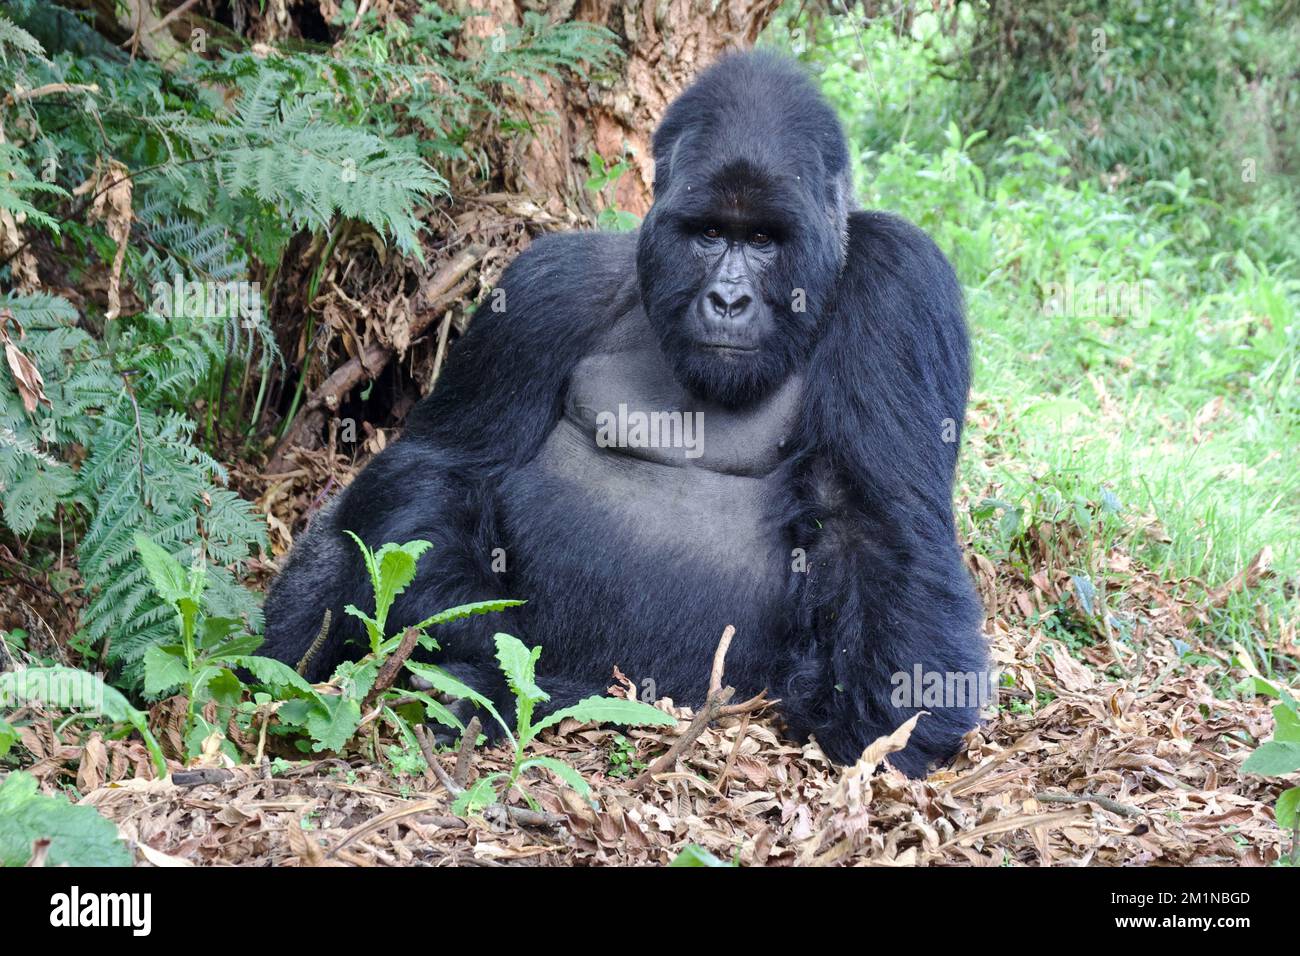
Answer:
[0, 667, 165, 776]
[135, 534, 310, 759]
[606, 733, 645, 780]
[273, 534, 520, 756]
[0, 771, 131, 867]
[1240, 682, 1300, 864]
[407, 631, 676, 815]
[585, 151, 640, 232]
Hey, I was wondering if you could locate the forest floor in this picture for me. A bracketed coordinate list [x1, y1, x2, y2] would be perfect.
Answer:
[23, 448, 1287, 867]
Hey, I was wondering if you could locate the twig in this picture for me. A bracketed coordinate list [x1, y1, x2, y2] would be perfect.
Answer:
[710, 625, 735, 695]
[717, 689, 774, 718]
[454, 716, 480, 788]
[295, 610, 332, 677]
[632, 625, 755, 789]
[412, 723, 565, 830]
[714, 711, 751, 791]
[631, 686, 734, 790]
[349, 0, 372, 31]
[413, 723, 458, 792]
[172, 768, 235, 787]
[361, 627, 420, 713]
[1036, 790, 1143, 819]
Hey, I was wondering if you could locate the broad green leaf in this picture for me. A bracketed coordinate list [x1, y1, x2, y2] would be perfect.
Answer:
[372, 540, 432, 626]
[343, 606, 379, 634]
[306, 695, 363, 752]
[1279, 790, 1300, 832]
[668, 844, 736, 867]
[412, 599, 525, 631]
[220, 655, 315, 695]
[206, 668, 244, 709]
[331, 656, 383, 703]
[206, 633, 265, 660]
[197, 616, 243, 652]
[1241, 741, 1300, 776]
[518, 755, 592, 802]
[531, 695, 678, 738]
[493, 632, 547, 704]
[133, 533, 190, 605]
[188, 664, 222, 704]
[404, 661, 511, 743]
[343, 604, 381, 648]
[143, 645, 189, 696]
[1276, 787, 1300, 831]
[1273, 702, 1300, 744]
[0, 667, 165, 775]
[0, 772, 131, 867]
[0, 718, 16, 758]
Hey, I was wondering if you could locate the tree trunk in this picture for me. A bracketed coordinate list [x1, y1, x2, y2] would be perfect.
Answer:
[461, 0, 784, 219]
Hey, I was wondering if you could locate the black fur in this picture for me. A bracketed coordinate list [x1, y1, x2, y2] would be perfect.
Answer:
[262, 50, 986, 776]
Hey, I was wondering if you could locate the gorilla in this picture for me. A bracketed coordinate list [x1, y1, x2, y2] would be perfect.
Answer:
[262, 50, 987, 776]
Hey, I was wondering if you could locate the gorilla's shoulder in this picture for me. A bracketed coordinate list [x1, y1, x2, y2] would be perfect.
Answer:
[845, 211, 959, 285]
[503, 228, 638, 292]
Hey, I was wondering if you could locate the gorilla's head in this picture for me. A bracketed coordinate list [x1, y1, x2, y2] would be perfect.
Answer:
[636, 51, 853, 408]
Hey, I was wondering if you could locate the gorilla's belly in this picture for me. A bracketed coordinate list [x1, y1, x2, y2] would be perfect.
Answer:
[495, 317, 802, 695]
[524, 417, 784, 574]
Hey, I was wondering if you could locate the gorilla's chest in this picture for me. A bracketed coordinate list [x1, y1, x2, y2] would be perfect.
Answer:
[500, 311, 800, 605]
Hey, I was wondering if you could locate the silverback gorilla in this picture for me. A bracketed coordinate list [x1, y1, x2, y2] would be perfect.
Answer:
[263, 51, 987, 776]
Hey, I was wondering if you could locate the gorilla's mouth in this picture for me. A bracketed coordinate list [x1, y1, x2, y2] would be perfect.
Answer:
[699, 342, 759, 355]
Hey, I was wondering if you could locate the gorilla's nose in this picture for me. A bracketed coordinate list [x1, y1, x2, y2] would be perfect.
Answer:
[705, 285, 754, 324]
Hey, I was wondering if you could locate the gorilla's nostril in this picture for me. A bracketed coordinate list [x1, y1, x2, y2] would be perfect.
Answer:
[707, 289, 753, 320]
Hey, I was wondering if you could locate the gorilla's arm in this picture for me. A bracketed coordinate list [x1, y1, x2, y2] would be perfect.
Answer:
[782, 211, 986, 775]
[261, 232, 635, 680]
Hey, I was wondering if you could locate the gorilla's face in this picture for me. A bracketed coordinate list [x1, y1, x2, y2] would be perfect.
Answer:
[636, 56, 851, 409]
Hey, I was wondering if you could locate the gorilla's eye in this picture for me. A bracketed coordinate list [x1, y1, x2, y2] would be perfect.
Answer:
[702, 227, 721, 240]
[750, 232, 772, 247]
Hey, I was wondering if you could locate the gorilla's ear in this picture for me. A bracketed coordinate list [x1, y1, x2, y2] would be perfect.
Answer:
[828, 167, 855, 265]
[650, 121, 690, 198]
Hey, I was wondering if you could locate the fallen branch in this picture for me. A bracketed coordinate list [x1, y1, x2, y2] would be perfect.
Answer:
[1036, 790, 1144, 819]
[709, 625, 735, 695]
[171, 768, 235, 788]
[270, 245, 483, 468]
[633, 625, 761, 789]
[631, 686, 735, 791]
[717, 689, 774, 718]
[3, 83, 100, 107]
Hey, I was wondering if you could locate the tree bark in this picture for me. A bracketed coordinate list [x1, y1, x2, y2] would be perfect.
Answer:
[461, 0, 784, 218]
